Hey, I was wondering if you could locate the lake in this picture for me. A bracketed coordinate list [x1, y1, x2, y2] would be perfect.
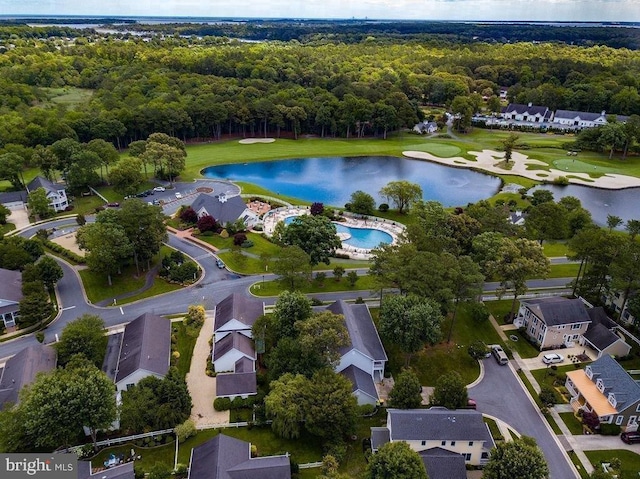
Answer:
[201, 156, 502, 208]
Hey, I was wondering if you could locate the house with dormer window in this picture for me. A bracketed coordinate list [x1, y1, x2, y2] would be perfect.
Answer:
[26, 176, 68, 212]
[565, 355, 640, 430]
[502, 103, 552, 124]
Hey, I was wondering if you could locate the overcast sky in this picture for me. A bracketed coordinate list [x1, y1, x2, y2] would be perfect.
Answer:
[0, 0, 638, 22]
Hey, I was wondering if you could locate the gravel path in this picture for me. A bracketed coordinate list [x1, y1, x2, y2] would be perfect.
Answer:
[186, 311, 229, 427]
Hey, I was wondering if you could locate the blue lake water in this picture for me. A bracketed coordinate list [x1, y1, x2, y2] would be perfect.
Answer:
[201, 156, 502, 208]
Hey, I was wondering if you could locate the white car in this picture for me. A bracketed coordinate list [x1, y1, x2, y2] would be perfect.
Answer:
[153, 186, 165, 192]
[175, 192, 183, 199]
[542, 353, 564, 364]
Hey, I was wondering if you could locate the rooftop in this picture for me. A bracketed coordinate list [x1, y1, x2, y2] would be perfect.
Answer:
[0, 344, 57, 408]
[521, 297, 592, 327]
[214, 293, 264, 332]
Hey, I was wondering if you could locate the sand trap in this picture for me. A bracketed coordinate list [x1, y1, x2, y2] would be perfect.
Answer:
[403, 149, 640, 190]
[50, 233, 84, 257]
[238, 138, 275, 144]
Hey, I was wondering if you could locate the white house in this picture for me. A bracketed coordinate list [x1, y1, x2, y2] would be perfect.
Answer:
[326, 300, 388, 406]
[213, 293, 264, 341]
[552, 110, 609, 129]
[0, 268, 22, 328]
[114, 313, 171, 392]
[501, 103, 553, 124]
[26, 176, 68, 212]
[371, 408, 495, 466]
[212, 332, 256, 373]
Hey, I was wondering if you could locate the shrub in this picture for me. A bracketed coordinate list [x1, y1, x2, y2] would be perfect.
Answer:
[600, 423, 621, 436]
[241, 240, 254, 248]
[311, 297, 324, 306]
[233, 233, 247, 246]
[252, 224, 263, 231]
[553, 176, 570, 186]
[355, 297, 364, 304]
[214, 397, 232, 411]
[539, 386, 559, 406]
[180, 207, 198, 224]
[197, 214, 218, 233]
[220, 229, 229, 239]
[310, 202, 324, 216]
[378, 203, 389, 212]
[174, 419, 196, 443]
[314, 271, 326, 286]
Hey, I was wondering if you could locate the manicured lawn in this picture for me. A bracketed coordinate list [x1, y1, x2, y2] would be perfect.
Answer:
[90, 438, 175, 472]
[530, 365, 578, 404]
[484, 417, 503, 441]
[171, 320, 200, 379]
[504, 329, 541, 359]
[559, 412, 585, 435]
[484, 299, 515, 324]
[0, 222, 16, 235]
[42, 86, 94, 108]
[374, 303, 503, 386]
[116, 278, 182, 306]
[543, 241, 572, 257]
[96, 182, 159, 202]
[584, 450, 640, 478]
[547, 263, 580, 279]
[250, 274, 376, 297]
[235, 181, 307, 207]
[57, 195, 105, 217]
[197, 232, 281, 257]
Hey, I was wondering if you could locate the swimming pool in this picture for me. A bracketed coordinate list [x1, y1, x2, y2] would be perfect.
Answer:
[283, 216, 393, 250]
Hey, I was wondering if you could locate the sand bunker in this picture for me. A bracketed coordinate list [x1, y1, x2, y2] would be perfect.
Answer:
[50, 233, 84, 257]
[238, 138, 275, 144]
[403, 149, 640, 190]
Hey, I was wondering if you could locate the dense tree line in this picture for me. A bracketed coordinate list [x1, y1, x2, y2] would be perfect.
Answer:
[1, 27, 639, 163]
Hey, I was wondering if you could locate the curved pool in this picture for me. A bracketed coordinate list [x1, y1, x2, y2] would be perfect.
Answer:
[283, 216, 392, 250]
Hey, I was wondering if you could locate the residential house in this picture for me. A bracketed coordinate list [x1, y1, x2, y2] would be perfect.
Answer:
[581, 307, 631, 359]
[413, 120, 438, 134]
[501, 103, 553, 124]
[0, 268, 22, 328]
[188, 433, 291, 479]
[114, 313, 171, 392]
[515, 297, 592, 350]
[190, 193, 259, 228]
[371, 408, 495, 466]
[0, 190, 28, 211]
[419, 447, 467, 479]
[212, 294, 264, 400]
[604, 290, 637, 325]
[77, 461, 134, 479]
[0, 344, 57, 409]
[326, 300, 388, 406]
[26, 176, 68, 212]
[566, 355, 640, 430]
[552, 110, 609, 130]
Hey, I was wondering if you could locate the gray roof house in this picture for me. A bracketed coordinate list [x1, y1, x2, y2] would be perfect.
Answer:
[326, 300, 388, 405]
[566, 354, 640, 430]
[26, 176, 68, 212]
[188, 434, 291, 479]
[114, 313, 171, 392]
[77, 461, 134, 479]
[0, 344, 57, 409]
[190, 193, 259, 228]
[0, 190, 28, 210]
[214, 293, 264, 340]
[581, 307, 631, 359]
[0, 268, 22, 328]
[502, 103, 553, 123]
[515, 297, 593, 350]
[419, 447, 467, 479]
[371, 408, 495, 466]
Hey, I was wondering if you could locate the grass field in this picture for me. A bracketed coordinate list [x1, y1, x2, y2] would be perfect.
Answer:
[250, 274, 377, 297]
[584, 449, 640, 478]
[41, 87, 94, 109]
[559, 412, 584, 435]
[172, 320, 199, 379]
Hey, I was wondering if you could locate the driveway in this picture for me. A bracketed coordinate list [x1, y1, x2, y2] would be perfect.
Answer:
[470, 358, 579, 479]
[7, 207, 30, 230]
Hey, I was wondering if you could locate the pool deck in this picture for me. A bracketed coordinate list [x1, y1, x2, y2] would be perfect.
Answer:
[262, 206, 404, 260]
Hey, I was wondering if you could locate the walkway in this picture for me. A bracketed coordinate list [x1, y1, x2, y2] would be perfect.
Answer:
[186, 310, 229, 427]
[94, 265, 160, 306]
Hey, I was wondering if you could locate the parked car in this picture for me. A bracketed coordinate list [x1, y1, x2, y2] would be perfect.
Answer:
[153, 186, 165, 192]
[216, 259, 225, 269]
[542, 353, 564, 364]
[621, 431, 640, 444]
[175, 192, 183, 199]
[152, 199, 162, 206]
[492, 345, 509, 365]
[466, 399, 477, 409]
[106, 202, 120, 208]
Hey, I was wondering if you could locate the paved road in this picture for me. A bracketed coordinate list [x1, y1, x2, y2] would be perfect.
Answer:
[470, 357, 579, 479]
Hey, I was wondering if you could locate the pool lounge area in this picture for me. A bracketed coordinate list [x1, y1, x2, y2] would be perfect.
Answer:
[262, 206, 404, 260]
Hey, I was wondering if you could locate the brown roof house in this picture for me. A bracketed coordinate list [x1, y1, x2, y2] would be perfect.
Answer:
[213, 294, 264, 400]
[0, 268, 22, 329]
[188, 434, 290, 479]
[114, 313, 171, 392]
[0, 344, 57, 409]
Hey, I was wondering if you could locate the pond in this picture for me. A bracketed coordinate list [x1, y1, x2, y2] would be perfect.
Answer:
[532, 184, 640, 226]
[201, 156, 502, 208]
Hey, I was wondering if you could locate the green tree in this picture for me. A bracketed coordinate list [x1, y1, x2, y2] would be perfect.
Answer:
[366, 441, 428, 479]
[0, 152, 27, 188]
[108, 157, 144, 196]
[609, 241, 640, 316]
[333, 265, 345, 281]
[347, 270, 359, 287]
[19, 363, 116, 448]
[27, 187, 54, 220]
[55, 314, 107, 368]
[272, 245, 312, 290]
[607, 214, 623, 232]
[296, 311, 350, 369]
[379, 295, 443, 366]
[76, 222, 133, 286]
[530, 189, 554, 206]
[35, 256, 64, 291]
[87, 138, 119, 182]
[445, 255, 484, 342]
[142, 138, 186, 186]
[271, 290, 312, 340]
[304, 368, 357, 442]
[501, 133, 520, 163]
[379, 180, 423, 214]
[18, 289, 52, 327]
[525, 201, 569, 243]
[487, 237, 550, 319]
[388, 369, 423, 409]
[0, 204, 9, 225]
[430, 371, 468, 410]
[468, 340, 489, 360]
[350, 190, 376, 215]
[282, 215, 342, 265]
[264, 373, 307, 439]
[483, 436, 549, 479]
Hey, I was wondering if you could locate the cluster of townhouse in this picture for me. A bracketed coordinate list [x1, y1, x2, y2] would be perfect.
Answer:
[477, 103, 629, 131]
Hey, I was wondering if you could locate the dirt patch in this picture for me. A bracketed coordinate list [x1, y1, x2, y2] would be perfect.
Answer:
[50, 233, 84, 257]
[196, 187, 214, 194]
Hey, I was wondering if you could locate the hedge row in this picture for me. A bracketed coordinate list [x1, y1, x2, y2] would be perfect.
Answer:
[42, 239, 85, 264]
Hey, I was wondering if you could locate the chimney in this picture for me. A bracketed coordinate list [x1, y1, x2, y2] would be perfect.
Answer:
[528, 102, 532, 107]
[601, 110, 606, 116]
